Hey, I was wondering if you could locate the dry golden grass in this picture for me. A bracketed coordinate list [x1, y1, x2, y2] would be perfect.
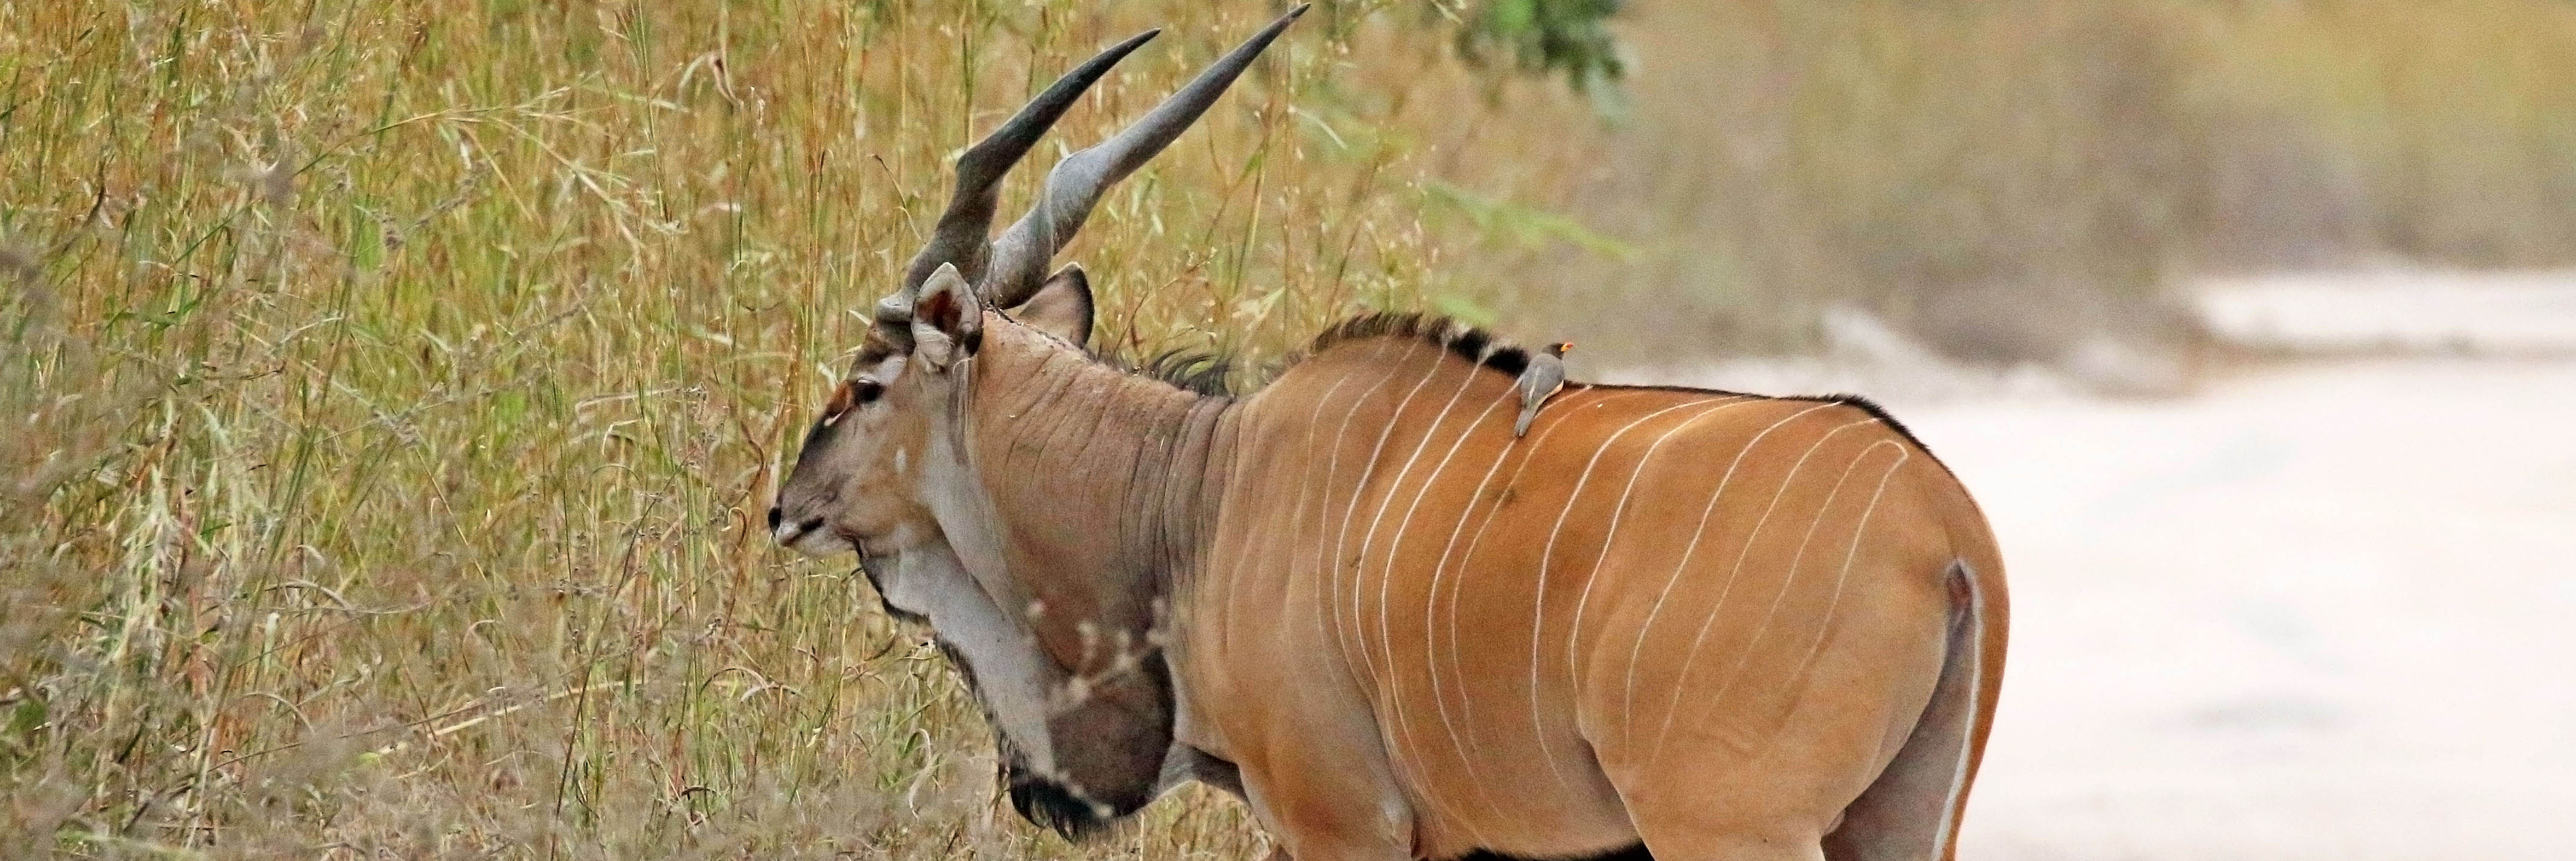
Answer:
[0, 1, 1590, 857]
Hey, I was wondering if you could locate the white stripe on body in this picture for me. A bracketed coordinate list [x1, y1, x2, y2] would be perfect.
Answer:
[1350, 357, 1509, 840]
[1557, 398, 1758, 740]
[1527, 398, 1731, 789]
[1783, 443, 1908, 685]
[1372, 393, 1518, 831]
[1693, 434, 1895, 723]
[1328, 350, 1449, 691]
[1351, 352, 1487, 700]
[1220, 350, 1382, 670]
[1419, 389, 1645, 823]
[1616, 402, 1842, 748]
[1307, 342, 1424, 676]
[1649, 416, 1879, 758]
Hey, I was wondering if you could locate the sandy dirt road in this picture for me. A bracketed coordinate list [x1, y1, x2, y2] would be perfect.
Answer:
[1902, 356, 2576, 860]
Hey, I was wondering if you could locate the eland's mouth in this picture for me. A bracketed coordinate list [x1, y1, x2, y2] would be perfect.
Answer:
[770, 513, 859, 557]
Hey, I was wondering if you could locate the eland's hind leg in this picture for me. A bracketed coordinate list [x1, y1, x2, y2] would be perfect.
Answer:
[1819, 562, 1999, 861]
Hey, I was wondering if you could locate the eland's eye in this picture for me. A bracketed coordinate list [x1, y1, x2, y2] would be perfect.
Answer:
[821, 377, 886, 428]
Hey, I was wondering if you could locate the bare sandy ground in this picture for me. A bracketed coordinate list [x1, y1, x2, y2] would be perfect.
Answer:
[1618, 274, 2576, 859]
[1914, 357, 2576, 860]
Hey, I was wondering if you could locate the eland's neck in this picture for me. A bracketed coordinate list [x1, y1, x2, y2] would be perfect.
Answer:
[965, 321, 1237, 665]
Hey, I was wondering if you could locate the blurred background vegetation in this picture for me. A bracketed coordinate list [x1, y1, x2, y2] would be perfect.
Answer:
[5, 0, 2572, 858]
[1515, 0, 2576, 368]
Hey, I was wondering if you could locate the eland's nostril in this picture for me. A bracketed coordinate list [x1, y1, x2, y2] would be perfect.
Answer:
[766, 506, 782, 531]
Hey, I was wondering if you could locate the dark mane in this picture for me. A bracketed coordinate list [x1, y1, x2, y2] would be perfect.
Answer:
[1133, 348, 1234, 397]
[1088, 312, 1536, 398]
[1034, 309, 1950, 466]
[1304, 313, 1946, 467]
[1299, 312, 1536, 377]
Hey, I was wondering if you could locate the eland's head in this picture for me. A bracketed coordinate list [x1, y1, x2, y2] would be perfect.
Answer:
[752, 8, 1298, 572]
[769, 7, 1301, 568]
[765, 7, 1305, 837]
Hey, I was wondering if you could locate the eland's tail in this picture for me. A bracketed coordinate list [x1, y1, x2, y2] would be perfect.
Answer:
[1821, 551, 2007, 861]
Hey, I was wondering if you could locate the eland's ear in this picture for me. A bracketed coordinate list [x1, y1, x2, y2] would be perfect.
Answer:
[1011, 264, 1094, 347]
[911, 262, 984, 370]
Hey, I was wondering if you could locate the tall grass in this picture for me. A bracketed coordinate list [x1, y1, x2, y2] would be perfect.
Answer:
[0, 1, 1574, 857]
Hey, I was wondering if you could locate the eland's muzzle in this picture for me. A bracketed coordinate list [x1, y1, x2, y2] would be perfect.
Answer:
[767, 504, 831, 551]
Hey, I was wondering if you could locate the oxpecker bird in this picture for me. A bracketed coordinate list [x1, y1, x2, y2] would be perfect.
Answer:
[1513, 341, 1571, 437]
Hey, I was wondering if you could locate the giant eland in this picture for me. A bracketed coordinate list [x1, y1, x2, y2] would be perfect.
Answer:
[769, 8, 2008, 859]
